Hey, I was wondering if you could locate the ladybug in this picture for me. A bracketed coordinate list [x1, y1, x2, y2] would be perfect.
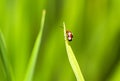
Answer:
[66, 30, 73, 41]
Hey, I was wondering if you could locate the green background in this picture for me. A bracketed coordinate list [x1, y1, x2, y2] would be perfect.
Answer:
[0, 0, 120, 81]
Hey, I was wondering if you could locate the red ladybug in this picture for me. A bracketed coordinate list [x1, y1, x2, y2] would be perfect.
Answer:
[66, 30, 73, 41]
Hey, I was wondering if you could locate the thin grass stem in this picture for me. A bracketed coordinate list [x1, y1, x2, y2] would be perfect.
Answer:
[63, 22, 85, 81]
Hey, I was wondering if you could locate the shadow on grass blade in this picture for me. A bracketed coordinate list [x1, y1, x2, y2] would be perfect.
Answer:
[24, 10, 46, 81]
[63, 22, 85, 81]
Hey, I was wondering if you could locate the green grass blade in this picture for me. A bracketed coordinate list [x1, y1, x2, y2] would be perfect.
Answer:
[24, 9, 46, 81]
[63, 22, 85, 81]
[0, 31, 14, 81]
[108, 61, 120, 81]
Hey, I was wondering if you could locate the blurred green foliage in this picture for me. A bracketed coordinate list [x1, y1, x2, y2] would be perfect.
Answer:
[0, 0, 120, 81]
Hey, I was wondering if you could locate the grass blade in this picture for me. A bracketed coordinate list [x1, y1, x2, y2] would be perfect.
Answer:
[108, 61, 120, 81]
[24, 9, 46, 81]
[63, 22, 85, 81]
[0, 31, 14, 81]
